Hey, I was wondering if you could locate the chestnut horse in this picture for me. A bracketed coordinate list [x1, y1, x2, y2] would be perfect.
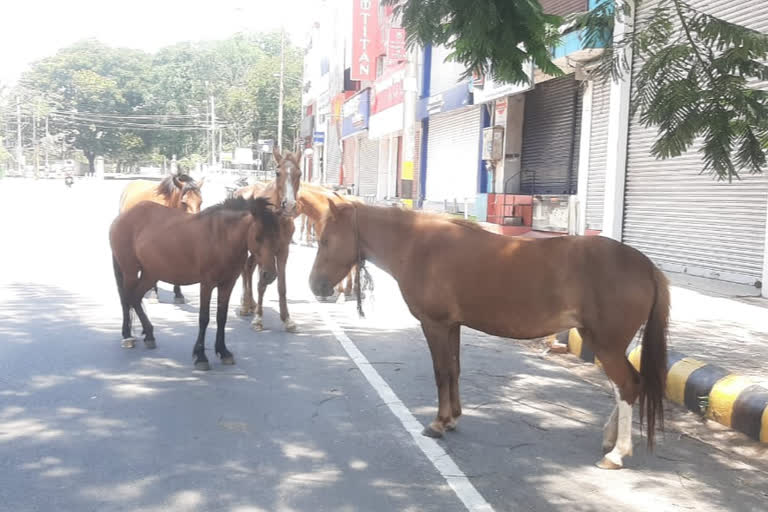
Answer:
[236, 148, 302, 332]
[118, 173, 204, 304]
[296, 183, 360, 298]
[309, 202, 669, 470]
[110, 197, 278, 370]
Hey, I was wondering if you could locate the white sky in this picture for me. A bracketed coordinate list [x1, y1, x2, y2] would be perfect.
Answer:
[0, 0, 315, 84]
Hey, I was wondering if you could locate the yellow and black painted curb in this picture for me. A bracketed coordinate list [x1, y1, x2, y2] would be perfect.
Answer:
[552, 329, 768, 443]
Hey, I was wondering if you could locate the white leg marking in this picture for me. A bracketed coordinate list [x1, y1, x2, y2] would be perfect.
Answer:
[602, 404, 618, 452]
[251, 314, 264, 331]
[604, 386, 633, 467]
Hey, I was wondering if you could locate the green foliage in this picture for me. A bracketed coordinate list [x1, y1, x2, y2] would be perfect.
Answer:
[386, 0, 564, 84]
[397, 0, 768, 180]
[15, 32, 303, 166]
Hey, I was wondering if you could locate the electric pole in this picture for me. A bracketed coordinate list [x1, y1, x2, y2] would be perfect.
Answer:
[33, 105, 38, 177]
[277, 28, 285, 151]
[44, 116, 49, 171]
[210, 95, 216, 168]
[16, 97, 22, 174]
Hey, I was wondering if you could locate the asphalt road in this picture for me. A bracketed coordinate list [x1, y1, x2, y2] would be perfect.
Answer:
[1, 177, 766, 512]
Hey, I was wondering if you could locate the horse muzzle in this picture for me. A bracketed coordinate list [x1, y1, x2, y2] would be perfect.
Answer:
[281, 199, 297, 216]
[261, 270, 277, 285]
[310, 276, 334, 298]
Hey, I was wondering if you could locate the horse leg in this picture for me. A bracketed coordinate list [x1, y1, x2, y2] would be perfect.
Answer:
[113, 258, 135, 348]
[445, 325, 462, 431]
[193, 284, 213, 370]
[251, 272, 268, 331]
[591, 339, 642, 470]
[129, 276, 158, 349]
[238, 254, 256, 316]
[173, 284, 185, 304]
[420, 320, 456, 438]
[276, 248, 297, 332]
[214, 277, 237, 365]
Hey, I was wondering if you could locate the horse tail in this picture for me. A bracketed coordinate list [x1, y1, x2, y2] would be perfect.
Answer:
[638, 266, 670, 449]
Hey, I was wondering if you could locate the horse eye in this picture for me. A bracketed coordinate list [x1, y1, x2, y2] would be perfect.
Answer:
[275, 170, 281, 176]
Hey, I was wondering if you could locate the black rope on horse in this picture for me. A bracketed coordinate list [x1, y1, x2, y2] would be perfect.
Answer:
[352, 204, 374, 318]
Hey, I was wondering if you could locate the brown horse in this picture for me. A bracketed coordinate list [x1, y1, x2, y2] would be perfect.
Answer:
[295, 183, 360, 298]
[110, 196, 278, 370]
[309, 202, 669, 470]
[118, 173, 205, 304]
[236, 148, 302, 332]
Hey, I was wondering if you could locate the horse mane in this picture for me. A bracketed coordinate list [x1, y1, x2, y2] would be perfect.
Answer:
[340, 202, 485, 232]
[201, 196, 278, 235]
[155, 173, 200, 199]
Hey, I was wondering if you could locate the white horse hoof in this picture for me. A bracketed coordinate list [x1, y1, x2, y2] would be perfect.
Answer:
[284, 319, 298, 332]
[121, 337, 136, 349]
[336, 294, 346, 304]
[596, 452, 623, 470]
[251, 315, 264, 331]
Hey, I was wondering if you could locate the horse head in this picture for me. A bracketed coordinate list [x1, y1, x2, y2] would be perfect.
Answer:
[272, 148, 302, 216]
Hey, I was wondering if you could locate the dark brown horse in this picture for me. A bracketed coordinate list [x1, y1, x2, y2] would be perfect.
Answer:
[110, 197, 278, 370]
[236, 148, 302, 332]
[309, 202, 669, 469]
[119, 173, 205, 304]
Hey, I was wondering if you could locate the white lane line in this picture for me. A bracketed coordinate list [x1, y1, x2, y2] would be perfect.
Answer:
[319, 308, 495, 512]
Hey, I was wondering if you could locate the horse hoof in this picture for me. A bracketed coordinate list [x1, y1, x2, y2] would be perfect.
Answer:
[421, 425, 444, 439]
[221, 355, 236, 365]
[445, 420, 458, 431]
[284, 319, 298, 333]
[121, 337, 136, 349]
[173, 297, 185, 305]
[238, 308, 253, 317]
[144, 338, 157, 349]
[251, 322, 264, 332]
[194, 361, 211, 371]
[596, 456, 623, 470]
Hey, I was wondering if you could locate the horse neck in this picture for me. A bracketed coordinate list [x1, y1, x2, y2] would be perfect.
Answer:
[356, 206, 412, 278]
[166, 188, 183, 208]
[298, 190, 325, 221]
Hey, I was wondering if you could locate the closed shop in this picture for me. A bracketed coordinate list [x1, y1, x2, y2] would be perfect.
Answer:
[357, 136, 379, 199]
[586, 78, 611, 231]
[622, 0, 768, 287]
[425, 106, 482, 204]
[342, 137, 357, 187]
[521, 74, 583, 195]
[325, 121, 342, 185]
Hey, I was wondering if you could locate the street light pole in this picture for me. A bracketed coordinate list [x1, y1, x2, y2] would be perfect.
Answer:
[277, 28, 285, 151]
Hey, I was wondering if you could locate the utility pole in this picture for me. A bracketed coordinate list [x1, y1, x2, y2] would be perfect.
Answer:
[210, 95, 216, 168]
[277, 27, 285, 151]
[33, 105, 38, 177]
[44, 116, 49, 171]
[16, 97, 22, 174]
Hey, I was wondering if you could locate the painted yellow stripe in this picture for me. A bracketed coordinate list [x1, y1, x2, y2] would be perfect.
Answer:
[568, 329, 583, 358]
[628, 345, 642, 372]
[666, 358, 707, 405]
[762, 406, 768, 443]
[706, 375, 754, 427]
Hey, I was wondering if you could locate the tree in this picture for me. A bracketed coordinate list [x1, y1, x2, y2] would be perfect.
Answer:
[20, 40, 152, 173]
[392, 0, 768, 181]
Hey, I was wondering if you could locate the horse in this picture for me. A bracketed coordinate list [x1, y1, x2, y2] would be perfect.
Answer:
[118, 173, 205, 304]
[308, 201, 669, 470]
[110, 196, 279, 370]
[235, 148, 302, 332]
[295, 183, 361, 298]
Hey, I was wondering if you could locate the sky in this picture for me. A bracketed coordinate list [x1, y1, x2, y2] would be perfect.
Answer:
[0, 0, 315, 84]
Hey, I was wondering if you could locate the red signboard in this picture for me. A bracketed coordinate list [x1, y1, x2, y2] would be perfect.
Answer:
[351, 0, 380, 81]
[371, 62, 406, 115]
[387, 27, 406, 61]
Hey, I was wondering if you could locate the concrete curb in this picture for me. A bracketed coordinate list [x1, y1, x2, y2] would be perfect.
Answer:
[551, 329, 768, 443]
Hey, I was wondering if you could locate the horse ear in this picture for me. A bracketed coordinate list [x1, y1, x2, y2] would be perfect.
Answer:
[272, 147, 282, 164]
[172, 176, 183, 189]
[327, 198, 339, 220]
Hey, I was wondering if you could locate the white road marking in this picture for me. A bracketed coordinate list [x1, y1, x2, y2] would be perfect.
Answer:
[319, 308, 495, 512]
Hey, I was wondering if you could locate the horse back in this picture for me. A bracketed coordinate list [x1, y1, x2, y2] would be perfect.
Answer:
[119, 180, 163, 213]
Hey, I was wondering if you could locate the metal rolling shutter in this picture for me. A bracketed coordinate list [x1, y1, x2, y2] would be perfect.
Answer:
[342, 137, 357, 187]
[622, 0, 768, 286]
[358, 136, 379, 199]
[586, 78, 610, 230]
[326, 122, 341, 186]
[425, 107, 481, 203]
[521, 74, 583, 195]
[413, 128, 421, 200]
